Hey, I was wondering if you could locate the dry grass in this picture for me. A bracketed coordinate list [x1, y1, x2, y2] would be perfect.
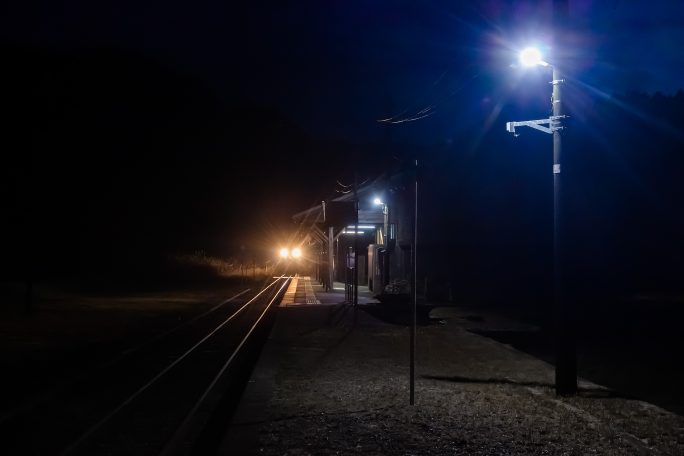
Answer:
[171, 251, 275, 278]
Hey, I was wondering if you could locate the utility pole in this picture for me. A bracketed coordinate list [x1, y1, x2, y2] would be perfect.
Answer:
[410, 159, 418, 405]
[552, 0, 576, 396]
[507, 0, 574, 395]
[353, 173, 359, 308]
[506, 58, 577, 396]
[382, 203, 389, 247]
[550, 65, 577, 396]
[328, 226, 334, 292]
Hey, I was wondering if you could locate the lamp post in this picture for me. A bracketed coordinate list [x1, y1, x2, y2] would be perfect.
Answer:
[506, 47, 577, 396]
[373, 197, 389, 246]
[353, 174, 359, 308]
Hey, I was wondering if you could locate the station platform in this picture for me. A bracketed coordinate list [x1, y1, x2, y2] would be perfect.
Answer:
[220, 292, 684, 454]
[280, 276, 378, 306]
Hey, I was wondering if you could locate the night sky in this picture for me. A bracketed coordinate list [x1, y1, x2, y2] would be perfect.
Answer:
[2, 0, 684, 291]
[3, 1, 683, 143]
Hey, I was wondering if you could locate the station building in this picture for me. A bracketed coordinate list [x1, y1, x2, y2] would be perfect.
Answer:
[292, 172, 416, 296]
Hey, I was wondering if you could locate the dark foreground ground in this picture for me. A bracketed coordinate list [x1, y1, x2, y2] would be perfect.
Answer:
[482, 296, 684, 416]
[222, 300, 684, 455]
[2, 277, 683, 455]
[0, 275, 260, 422]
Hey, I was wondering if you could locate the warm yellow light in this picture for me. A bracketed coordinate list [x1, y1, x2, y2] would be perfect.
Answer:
[279, 247, 289, 258]
[291, 247, 302, 258]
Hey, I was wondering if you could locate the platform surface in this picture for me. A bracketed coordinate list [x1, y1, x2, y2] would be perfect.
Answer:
[220, 288, 684, 455]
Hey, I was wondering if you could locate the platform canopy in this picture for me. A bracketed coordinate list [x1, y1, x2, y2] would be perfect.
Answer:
[292, 179, 385, 229]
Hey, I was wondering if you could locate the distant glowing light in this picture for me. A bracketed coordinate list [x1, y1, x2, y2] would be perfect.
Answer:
[342, 230, 365, 235]
[347, 225, 376, 229]
[279, 247, 289, 258]
[291, 247, 302, 258]
[373, 197, 384, 205]
[519, 47, 545, 67]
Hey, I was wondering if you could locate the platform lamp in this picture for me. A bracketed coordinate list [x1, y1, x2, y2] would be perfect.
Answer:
[506, 46, 577, 396]
[373, 197, 389, 246]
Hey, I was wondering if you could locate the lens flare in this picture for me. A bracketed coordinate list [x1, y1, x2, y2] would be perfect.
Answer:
[279, 247, 289, 258]
[291, 247, 302, 258]
[519, 47, 543, 67]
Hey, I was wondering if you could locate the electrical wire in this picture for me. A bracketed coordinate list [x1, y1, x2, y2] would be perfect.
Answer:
[377, 70, 480, 124]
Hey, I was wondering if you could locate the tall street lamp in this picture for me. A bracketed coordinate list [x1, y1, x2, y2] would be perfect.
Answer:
[506, 47, 577, 396]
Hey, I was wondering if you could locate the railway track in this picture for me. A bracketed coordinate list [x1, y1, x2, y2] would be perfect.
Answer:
[3, 276, 291, 455]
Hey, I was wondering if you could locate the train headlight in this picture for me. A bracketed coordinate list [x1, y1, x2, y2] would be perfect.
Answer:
[279, 247, 289, 258]
[291, 247, 302, 258]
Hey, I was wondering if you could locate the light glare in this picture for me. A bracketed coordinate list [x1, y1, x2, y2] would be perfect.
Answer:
[279, 247, 289, 258]
[291, 247, 302, 258]
[519, 47, 543, 67]
[373, 197, 383, 205]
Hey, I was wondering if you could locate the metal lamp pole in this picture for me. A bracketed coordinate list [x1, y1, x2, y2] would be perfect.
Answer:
[382, 203, 389, 245]
[506, 60, 577, 396]
[353, 174, 359, 308]
[410, 159, 418, 405]
[551, 65, 577, 396]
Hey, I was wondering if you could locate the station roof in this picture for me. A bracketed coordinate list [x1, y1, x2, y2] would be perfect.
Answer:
[291, 175, 397, 246]
[292, 177, 386, 227]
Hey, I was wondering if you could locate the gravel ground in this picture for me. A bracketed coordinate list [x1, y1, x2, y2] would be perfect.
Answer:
[224, 304, 684, 455]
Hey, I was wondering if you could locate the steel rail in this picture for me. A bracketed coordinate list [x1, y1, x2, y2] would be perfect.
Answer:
[159, 276, 291, 455]
[60, 276, 286, 456]
[0, 288, 252, 427]
[102, 288, 253, 368]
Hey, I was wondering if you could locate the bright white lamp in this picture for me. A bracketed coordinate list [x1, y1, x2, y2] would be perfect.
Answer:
[519, 47, 547, 67]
